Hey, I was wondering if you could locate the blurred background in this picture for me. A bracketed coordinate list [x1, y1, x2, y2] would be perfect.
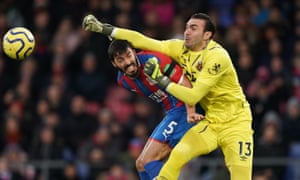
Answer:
[0, 0, 299, 179]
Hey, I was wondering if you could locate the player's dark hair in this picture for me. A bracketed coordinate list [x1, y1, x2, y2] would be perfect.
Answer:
[191, 13, 216, 39]
[108, 39, 134, 61]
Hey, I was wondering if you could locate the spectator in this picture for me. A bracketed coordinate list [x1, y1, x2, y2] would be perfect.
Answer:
[282, 97, 300, 143]
[61, 162, 80, 180]
[73, 52, 108, 102]
[63, 95, 96, 153]
[29, 126, 63, 160]
[254, 111, 287, 180]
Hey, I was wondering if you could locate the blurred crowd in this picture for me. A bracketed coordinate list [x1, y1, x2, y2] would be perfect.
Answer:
[0, 0, 299, 179]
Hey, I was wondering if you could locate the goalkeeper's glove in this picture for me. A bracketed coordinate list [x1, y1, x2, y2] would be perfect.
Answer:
[82, 14, 114, 35]
[144, 57, 171, 89]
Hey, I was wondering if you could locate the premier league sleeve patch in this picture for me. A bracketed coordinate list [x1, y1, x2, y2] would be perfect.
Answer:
[208, 63, 221, 75]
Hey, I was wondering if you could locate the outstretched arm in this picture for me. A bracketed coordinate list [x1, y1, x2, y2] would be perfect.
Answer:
[82, 14, 182, 61]
[83, 15, 163, 51]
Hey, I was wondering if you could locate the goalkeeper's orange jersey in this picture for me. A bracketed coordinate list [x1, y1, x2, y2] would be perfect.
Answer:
[113, 28, 250, 123]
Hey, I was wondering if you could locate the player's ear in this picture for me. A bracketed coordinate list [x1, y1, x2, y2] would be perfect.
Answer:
[204, 31, 212, 40]
[111, 61, 117, 68]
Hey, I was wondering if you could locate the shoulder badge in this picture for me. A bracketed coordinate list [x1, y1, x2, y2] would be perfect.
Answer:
[208, 63, 221, 75]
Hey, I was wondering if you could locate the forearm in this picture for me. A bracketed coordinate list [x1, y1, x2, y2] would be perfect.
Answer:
[178, 76, 196, 113]
[143, 59, 208, 105]
[166, 82, 210, 105]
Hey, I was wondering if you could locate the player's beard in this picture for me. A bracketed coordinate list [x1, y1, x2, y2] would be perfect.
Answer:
[118, 61, 138, 78]
[125, 63, 139, 78]
[116, 58, 139, 78]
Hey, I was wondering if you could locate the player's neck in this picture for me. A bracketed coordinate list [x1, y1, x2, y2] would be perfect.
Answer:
[192, 39, 210, 51]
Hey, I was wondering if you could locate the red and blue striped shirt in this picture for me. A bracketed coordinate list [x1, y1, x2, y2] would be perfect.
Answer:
[117, 51, 184, 111]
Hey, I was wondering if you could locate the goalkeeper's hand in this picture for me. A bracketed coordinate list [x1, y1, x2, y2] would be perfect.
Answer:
[144, 57, 171, 89]
[82, 14, 114, 35]
[187, 113, 205, 123]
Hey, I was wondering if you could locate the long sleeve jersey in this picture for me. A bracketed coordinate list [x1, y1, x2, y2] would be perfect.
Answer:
[112, 28, 250, 123]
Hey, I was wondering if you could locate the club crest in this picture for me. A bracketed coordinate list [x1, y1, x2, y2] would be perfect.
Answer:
[197, 61, 203, 71]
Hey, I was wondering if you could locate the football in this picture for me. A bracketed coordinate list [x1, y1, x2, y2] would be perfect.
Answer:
[2, 27, 35, 60]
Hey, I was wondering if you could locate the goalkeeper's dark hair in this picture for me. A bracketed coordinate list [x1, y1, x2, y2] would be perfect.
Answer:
[191, 13, 216, 39]
[108, 39, 134, 61]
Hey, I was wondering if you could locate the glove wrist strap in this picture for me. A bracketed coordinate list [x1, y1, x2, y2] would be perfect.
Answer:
[158, 76, 171, 89]
[102, 24, 114, 35]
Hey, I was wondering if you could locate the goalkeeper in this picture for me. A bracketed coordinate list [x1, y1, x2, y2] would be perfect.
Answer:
[82, 13, 254, 180]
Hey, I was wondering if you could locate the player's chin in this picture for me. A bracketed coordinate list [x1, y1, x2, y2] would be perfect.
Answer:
[184, 41, 192, 49]
[126, 70, 139, 78]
